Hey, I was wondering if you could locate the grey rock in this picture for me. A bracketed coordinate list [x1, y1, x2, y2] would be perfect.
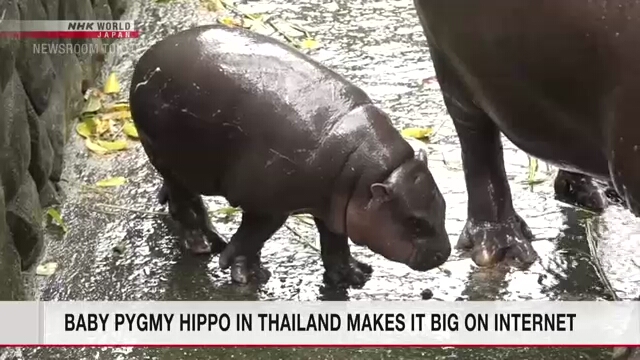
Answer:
[6, 174, 43, 270]
[16, 0, 56, 115]
[0, 180, 25, 300]
[94, 0, 114, 22]
[0, 70, 31, 205]
[59, 0, 105, 82]
[0, 0, 128, 300]
[109, 0, 127, 19]
[0, 1, 19, 91]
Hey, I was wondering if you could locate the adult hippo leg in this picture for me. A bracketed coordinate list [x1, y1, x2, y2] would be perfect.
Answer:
[553, 170, 607, 213]
[219, 212, 287, 284]
[428, 45, 537, 268]
[157, 179, 227, 255]
[313, 217, 373, 288]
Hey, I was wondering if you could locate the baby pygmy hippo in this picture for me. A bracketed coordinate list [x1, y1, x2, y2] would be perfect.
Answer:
[129, 24, 451, 286]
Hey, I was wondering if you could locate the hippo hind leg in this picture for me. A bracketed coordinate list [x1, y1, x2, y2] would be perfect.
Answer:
[553, 170, 607, 213]
[314, 217, 373, 288]
[219, 212, 287, 284]
[158, 178, 227, 255]
[428, 45, 537, 268]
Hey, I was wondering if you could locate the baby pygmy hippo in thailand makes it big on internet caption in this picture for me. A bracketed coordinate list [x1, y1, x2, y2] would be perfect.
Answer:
[128, 24, 451, 286]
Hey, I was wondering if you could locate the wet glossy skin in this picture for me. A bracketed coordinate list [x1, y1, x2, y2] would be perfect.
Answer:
[414, 0, 640, 268]
[129, 25, 451, 286]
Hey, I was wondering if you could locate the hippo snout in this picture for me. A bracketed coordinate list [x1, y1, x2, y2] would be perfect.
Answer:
[407, 234, 452, 272]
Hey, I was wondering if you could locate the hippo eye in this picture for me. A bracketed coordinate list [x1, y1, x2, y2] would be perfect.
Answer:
[407, 216, 422, 228]
[407, 216, 436, 236]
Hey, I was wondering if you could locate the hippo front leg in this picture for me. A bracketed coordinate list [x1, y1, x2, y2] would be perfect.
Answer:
[553, 170, 607, 213]
[428, 42, 537, 268]
[449, 103, 538, 267]
[314, 218, 373, 288]
[219, 212, 287, 284]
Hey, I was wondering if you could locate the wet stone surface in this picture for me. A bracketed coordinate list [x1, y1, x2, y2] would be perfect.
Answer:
[3, 0, 640, 359]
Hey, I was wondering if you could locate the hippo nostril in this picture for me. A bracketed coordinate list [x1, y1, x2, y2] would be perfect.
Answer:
[434, 251, 447, 263]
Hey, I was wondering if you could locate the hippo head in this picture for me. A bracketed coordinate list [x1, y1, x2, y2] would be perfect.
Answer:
[347, 149, 450, 271]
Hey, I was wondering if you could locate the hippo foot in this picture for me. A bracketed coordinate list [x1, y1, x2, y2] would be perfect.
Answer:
[229, 256, 271, 284]
[324, 256, 373, 288]
[553, 170, 607, 213]
[605, 184, 625, 205]
[181, 229, 227, 255]
[456, 214, 537, 268]
[182, 230, 212, 255]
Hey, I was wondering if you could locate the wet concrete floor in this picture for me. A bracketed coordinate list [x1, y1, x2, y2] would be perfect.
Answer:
[4, 0, 640, 359]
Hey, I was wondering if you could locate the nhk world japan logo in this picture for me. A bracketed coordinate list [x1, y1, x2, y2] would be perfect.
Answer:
[0, 20, 139, 39]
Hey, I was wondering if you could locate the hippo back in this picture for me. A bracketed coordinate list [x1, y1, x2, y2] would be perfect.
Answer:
[129, 25, 390, 210]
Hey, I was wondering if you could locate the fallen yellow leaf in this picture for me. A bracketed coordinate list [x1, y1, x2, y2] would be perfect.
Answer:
[104, 102, 130, 112]
[299, 37, 320, 50]
[96, 139, 128, 151]
[103, 72, 121, 94]
[101, 110, 132, 121]
[204, 0, 225, 12]
[219, 16, 241, 27]
[401, 127, 434, 140]
[95, 118, 111, 135]
[85, 138, 109, 154]
[36, 262, 58, 276]
[96, 176, 127, 187]
[75, 120, 94, 138]
[123, 122, 139, 139]
[46, 208, 67, 233]
[82, 94, 102, 114]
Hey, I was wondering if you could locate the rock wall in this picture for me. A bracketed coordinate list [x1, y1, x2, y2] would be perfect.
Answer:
[0, 0, 128, 300]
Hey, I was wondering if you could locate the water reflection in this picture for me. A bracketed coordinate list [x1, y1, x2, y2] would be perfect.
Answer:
[539, 207, 612, 301]
[318, 285, 350, 301]
[461, 266, 511, 301]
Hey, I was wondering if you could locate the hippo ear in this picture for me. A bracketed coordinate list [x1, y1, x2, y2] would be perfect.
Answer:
[370, 183, 392, 201]
[417, 149, 428, 165]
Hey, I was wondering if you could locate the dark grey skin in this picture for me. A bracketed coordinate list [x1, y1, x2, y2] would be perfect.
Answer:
[413, 0, 640, 271]
[129, 24, 451, 286]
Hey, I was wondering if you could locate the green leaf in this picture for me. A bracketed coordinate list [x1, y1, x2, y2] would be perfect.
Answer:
[122, 122, 139, 139]
[75, 119, 95, 139]
[103, 102, 130, 113]
[82, 93, 102, 114]
[101, 110, 132, 122]
[103, 72, 121, 94]
[217, 207, 240, 216]
[203, 0, 226, 12]
[219, 16, 241, 27]
[212, 206, 240, 224]
[95, 139, 128, 151]
[85, 138, 109, 155]
[401, 127, 434, 140]
[299, 37, 320, 50]
[46, 208, 68, 233]
[95, 176, 127, 187]
[528, 156, 539, 184]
